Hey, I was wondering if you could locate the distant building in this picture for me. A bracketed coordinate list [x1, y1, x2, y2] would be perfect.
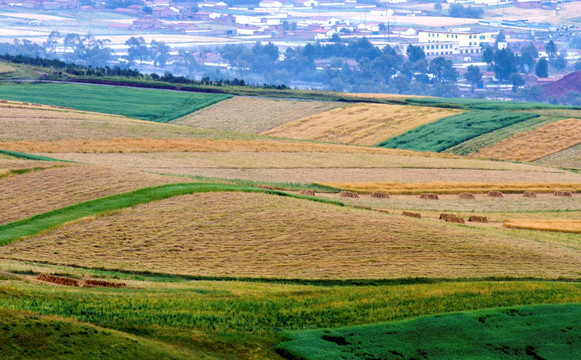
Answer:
[259, 0, 283, 7]
[417, 30, 496, 48]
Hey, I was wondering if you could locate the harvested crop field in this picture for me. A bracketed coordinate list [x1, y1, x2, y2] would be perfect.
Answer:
[262, 103, 461, 145]
[0, 165, 183, 225]
[0, 138, 431, 155]
[0, 105, 237, 141]
[2, 192, 581, 279]
[534, 144, 581, 170]
[317, 182, 581, 195]
[474, 119, 581, 162]
[173, 96, 342, 134]
[503, 219, 581, 233]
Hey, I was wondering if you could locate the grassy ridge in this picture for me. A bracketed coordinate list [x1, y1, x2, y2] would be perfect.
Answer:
[277, 303, 581, 360]
[0, 83, 230, 122]
[0, 149, 70, 162]
[377, 111, 538, 152]
[0, 309, 193, 360]
[406, 97, 576, 111]
[0, 183, 342, 246]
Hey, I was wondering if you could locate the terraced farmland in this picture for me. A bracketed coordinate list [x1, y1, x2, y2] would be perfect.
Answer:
[475, 119, 581, 162]
[174, 96, 342, 134]
[262, 103, 461, 145]
[2, 192, 580, 280]
[0, 83, 230, 122]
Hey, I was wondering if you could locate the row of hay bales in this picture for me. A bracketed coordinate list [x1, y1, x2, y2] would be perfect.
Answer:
[439, 213, 488, 224]
[298, 189, 575, 199]
[36, 273, 126, 288]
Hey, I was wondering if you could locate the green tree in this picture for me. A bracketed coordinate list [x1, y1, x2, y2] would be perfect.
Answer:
[551, 54, 567, 73]
[493, 48, 517, 82]
[535, 57, 548, 77]
[125, 37, 149, 65]
[465, 65, 482, 93]
[509, 72, 524, 92]
[545, 40, 557, 60]
[406, 45, 425, 63]
[150, 40, 170, 68]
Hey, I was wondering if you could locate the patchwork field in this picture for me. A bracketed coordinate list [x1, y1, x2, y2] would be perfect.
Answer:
[0, 83, 230, 122]
[262, 103, 462, 145]
[174, 96, 342, 134]
[0, 104, 249, 141]
[475, 119, 581, 162]
[378, 111, 538, 152]
[2, 192, 581, 280]
[0, 164, 184, 225]
[534, 144, 581, 170]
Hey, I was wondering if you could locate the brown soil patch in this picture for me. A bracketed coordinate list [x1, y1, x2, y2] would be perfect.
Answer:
[174, 96, 342, 134]
[5, 192, 580, 279]
[0, 165, 184, 225]
[474, 119, 581, 162]
[262, 103, 462, 146]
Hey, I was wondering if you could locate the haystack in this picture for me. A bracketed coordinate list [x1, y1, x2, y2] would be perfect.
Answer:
[468, 215, 488, 223]
[419, 193, 439, 200]
[299, 190, 316, 196]
[339, 191, 360, 198]
[371, 192, 390, 199]
[402, 211, 421, 218]
[488, 191, 504, 198]
[554, 191, 572, 197]
[37, 273, 79, 287]
[523, 191, 536, 198]
[83, 279, 126, 288]
[458, 193, 475, 199]
[439, 213, 451, 220]
[445, 215, 465, 224]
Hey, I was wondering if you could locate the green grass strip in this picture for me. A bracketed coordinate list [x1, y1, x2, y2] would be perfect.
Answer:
[0, 149, 71, 162]
[0, 182, 343, 246]
[277, 303, 581, 360]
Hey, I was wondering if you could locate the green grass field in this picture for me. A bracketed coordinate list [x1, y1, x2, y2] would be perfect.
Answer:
[277, 303, 581, 359]
[377, 111, 538, 152]
[406, 97, 574, 111]
[0, 83, 230, 122]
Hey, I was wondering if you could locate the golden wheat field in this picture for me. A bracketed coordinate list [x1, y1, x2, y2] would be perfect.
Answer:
[474, 119, 581, 162]
[0, 105, 226, 141]
[2, 192, 580, 279]
[0, 165, 185, 225]
[0, 157, 58, 172]
[503, 219, 581, 234]
[317, 182, 581, 194]
[173, 96, 342, 134]
[262, 103, 462, 145]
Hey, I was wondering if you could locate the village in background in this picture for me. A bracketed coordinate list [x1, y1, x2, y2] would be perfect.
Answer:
[0, 0, 580, 102]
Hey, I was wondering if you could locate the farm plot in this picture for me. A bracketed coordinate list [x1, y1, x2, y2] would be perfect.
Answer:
[0, 104, 242, 141]
[173, 96, 342, 134]
[0, 83, 230, 122]
[262, 103, 461, 146]
[474, 119, 581, 162]
[2, 192, 581, 279]
[0, 164, 184, 225]
[504, 219, 581, 233]
[277, 304, 581, 360]
[378, 111, 538, 152]
[534, 144, 581, 170]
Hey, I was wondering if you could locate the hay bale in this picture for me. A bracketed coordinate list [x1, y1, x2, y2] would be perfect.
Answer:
[445, 215, 465, 224]
[339, 191, 359, 198]
[402, 211, 421, 219]
[299, 190, 315, 196]
[554, 191, 572, 197]
[83, 279, 126, 288]
[419, 193, 439, 200]
[488, 191, 504, 198]
[255, 185, 275, 190]
[371, 192, 390, 199]
[458, 192, 475, 199]
[468, 215, 488, 223]
[439, 213, 451, 220]
[523, 191, 537, 198]
[37, 273, 79, 287]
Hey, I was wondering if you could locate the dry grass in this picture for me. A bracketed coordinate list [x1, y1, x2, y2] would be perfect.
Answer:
[503, 219, 581, 234]
[0, 137, 440, 156]
[316, 182, 581, 195]
[0, 165, 184, 225]
[262, 103, 462, 145]
[0, 104, 227, 141]
[474, 119, 581, 162]
[0, 62, 16, 74]
[0, 158, 57, 172]
[2, 192, 581, 279]
[534, 144, 581, 170]
[173, 97, 342, 134]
